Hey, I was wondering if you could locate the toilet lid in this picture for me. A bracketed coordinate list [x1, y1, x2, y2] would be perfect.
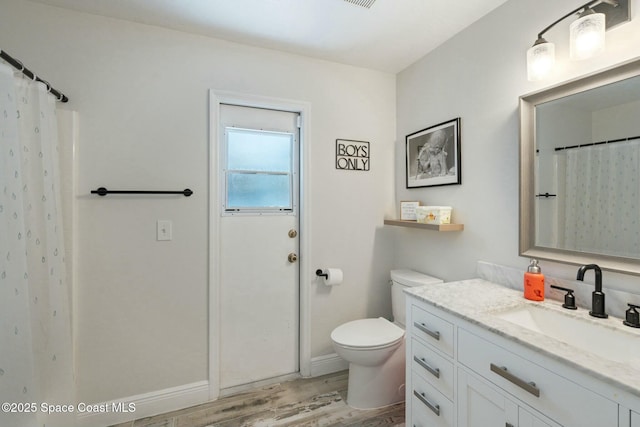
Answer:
[331, 317, 404, 348]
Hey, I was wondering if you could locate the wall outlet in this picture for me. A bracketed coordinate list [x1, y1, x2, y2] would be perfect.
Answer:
[157, 220, 172, 241]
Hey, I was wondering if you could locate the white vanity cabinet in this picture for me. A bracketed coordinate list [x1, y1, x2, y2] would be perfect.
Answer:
[407, 304, 455, 426]
[405, 294, 622, 427]
[632, 411, 640, 427]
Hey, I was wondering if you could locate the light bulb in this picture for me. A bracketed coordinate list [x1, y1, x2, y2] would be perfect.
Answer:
[570, 11, 605, 60]
[527, 39, 555, 81]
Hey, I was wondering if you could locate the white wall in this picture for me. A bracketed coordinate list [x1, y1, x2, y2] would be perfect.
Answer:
[1, 0, 396, 405]
[395, 0, 640, 290]
[593, 99, 640, 140]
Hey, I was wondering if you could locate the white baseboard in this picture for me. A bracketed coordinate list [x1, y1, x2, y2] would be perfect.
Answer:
[76, 380, 209, 427]
[75, 356, 345, 427]
[310, 353, 348, 377]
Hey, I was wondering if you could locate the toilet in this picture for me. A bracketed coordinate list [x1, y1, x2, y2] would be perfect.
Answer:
[330, 269, 443, 409]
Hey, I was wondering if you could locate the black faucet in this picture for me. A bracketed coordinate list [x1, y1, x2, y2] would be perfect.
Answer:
[576, 264, 608, 318]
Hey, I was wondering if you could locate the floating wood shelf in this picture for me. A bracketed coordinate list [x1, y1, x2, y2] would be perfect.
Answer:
[384, 219, 464, 231]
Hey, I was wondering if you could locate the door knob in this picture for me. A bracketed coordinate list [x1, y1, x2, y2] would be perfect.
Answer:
[288, 229, 298, 238]
[288, 253, 298, 263]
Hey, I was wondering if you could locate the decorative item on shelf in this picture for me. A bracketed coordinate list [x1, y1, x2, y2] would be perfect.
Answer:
[406, 118, 461, 188]
[335, 139, 370, 171]
[526, 0, 630, 81]
[415, 206, 452, 225]
[400, 201, 420, 220]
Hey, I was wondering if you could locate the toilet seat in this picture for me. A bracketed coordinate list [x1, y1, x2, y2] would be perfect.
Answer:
[331, 317, 404, 349]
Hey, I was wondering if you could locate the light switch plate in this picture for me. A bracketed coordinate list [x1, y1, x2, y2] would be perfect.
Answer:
[157, 220, 172, 241]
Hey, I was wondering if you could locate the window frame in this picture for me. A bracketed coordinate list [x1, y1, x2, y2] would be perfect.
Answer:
[221, 126, 298, 216]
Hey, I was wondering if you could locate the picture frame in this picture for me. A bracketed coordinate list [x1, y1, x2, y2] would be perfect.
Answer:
[400, 201, 420, 220]
[406, 118, 461, 188]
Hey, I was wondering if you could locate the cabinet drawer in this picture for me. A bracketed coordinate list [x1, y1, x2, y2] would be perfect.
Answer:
[411, 304, 454, 357]
[458, 328, 618, 427]
[412, 372, 454, 427]
[411, 338, 454, 400]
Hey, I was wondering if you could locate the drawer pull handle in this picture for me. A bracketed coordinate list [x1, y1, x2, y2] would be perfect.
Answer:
[414, 322, 440, 340]
[506, 424, 515, 427]
[413, 356, 440, 378]
[413, 390, 440, 416]
[490, 363, 540, 397]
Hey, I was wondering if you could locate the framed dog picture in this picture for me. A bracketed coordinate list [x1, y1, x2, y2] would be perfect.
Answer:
[406, 118, 461, 188]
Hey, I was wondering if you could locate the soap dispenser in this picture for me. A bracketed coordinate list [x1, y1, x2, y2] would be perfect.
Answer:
[524, 259, 545, 301]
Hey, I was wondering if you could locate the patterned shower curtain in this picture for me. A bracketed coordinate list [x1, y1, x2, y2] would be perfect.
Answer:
[561, 140, 640, 258]
[0, 63, 74, 427]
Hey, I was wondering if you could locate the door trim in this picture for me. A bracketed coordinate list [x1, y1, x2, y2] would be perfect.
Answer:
[208, 90, 311, 400]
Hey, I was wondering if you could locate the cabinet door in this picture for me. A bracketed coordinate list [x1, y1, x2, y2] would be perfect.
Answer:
[412, 371, 454, 427]
[459, 368, 562, 427]
[632, 410, 640, 427]
[519, 406, 561, 427]
[458, 368, 517, 427]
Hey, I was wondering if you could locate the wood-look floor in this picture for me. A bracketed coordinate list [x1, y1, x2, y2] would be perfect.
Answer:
[111, 371, 405, 427]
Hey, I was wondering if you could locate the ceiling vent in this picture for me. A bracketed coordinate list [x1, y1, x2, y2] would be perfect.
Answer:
[343, 0, 376, 9]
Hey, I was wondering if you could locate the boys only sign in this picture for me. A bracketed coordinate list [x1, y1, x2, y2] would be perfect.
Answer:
[336, 139, 370, 171]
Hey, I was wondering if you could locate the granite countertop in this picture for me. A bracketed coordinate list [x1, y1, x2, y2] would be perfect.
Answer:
[404, 278, 640, 399]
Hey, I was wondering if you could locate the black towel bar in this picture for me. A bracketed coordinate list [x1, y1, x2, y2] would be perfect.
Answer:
[91, 187, 193, 197]
[535, 192, 556, 198]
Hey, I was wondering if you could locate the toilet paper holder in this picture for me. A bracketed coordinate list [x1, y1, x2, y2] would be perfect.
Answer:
[316, 269, 329, 278]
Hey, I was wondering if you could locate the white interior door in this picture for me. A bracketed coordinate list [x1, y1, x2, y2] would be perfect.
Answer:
[219, 104, 300, 389]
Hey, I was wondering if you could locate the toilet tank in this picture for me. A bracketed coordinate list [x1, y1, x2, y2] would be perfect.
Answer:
[390, 269, 443, 327]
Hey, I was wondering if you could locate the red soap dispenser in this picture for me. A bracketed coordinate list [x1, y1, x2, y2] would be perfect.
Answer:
[524, 259, 545, 301]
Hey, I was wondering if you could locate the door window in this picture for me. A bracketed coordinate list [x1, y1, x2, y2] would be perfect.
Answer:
[223, 127, 296, 214]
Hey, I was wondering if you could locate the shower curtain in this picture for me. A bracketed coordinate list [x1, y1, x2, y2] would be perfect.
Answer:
[561, 140, 640, 258]
[0, 63, 74, 427]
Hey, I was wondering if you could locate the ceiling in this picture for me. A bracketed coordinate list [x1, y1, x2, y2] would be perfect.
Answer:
[29, 0, 509, 73]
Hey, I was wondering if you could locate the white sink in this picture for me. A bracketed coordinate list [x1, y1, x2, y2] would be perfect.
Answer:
[493, 304, 640, 364]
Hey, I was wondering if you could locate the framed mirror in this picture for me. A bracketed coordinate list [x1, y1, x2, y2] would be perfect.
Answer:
[520, 57, 640, 275]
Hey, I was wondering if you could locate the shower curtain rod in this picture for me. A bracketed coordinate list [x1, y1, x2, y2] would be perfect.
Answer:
[0, 49, 69, 103]
[554, 135, 640, 151]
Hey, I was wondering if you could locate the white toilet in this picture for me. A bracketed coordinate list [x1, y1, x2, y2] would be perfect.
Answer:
[330, 269, 443, 409]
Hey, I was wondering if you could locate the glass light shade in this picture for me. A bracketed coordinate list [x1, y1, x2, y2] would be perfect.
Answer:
[570, 12, 605, 60]
[527, 41, 555, 81]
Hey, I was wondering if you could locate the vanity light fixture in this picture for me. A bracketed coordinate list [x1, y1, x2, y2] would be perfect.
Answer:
[570, 7, 606, 60]
[527, 0, 627, 81]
